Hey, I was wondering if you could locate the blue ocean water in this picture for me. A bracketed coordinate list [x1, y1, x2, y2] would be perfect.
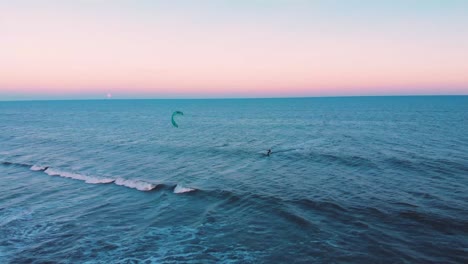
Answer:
[0, 96, 467, 263]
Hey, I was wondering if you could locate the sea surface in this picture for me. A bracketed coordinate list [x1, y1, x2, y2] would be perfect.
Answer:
[0, 96, 467, 263]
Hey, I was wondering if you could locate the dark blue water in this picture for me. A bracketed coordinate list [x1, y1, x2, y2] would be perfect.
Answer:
[1, 96, 467, 263]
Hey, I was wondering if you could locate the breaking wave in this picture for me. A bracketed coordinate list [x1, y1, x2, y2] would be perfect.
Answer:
[44, 168, 115, 184]
[173, 185, 196, 194]
[30, 165, 46, 171]
[114, 178, 157, 191]
[1, 160, 195, 194]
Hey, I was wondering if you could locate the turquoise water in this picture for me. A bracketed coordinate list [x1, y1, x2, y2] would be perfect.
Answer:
[1, 96, 467, 263]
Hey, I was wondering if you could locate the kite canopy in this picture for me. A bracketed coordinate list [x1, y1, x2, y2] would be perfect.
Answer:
[171, 111, 184, 128]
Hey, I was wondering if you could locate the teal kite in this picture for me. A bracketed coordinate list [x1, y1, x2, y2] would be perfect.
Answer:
[171, 111, 184, 128]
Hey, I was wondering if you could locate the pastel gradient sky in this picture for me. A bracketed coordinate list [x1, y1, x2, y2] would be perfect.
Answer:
[1, 0, 468, 100]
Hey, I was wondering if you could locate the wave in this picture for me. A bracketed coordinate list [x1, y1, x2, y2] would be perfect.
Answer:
[173, 184, 196, 194]
[114, 178, 157, 191]
[2, 160, 176, 192]
[2, 160, 198, 197]
[3, 160, 201, 194]
[30, 165, 47, 171]
[44, 168, 115, 184]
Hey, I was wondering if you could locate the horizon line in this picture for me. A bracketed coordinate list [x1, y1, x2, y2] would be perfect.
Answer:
[1, 94, 467, 102]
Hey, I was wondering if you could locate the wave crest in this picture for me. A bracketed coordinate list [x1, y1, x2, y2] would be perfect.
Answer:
[30, 165, 46, 171]
[4, 160, 191, 194]
[174, 185, 196, 194]
[44, 168, 115, 184]
[114, 178, 157, 191]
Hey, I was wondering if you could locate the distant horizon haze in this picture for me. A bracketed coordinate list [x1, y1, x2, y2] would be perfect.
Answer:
[1, 92, 467, 102]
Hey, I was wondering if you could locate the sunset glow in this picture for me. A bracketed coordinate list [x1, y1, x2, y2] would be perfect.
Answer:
[1, 0, 467, 100]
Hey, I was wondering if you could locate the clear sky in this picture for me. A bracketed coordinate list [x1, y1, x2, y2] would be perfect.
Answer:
[1, 0, 467, 100]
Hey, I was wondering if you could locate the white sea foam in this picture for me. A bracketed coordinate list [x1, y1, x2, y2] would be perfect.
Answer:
[84, 177, 115, 184]
[30, 165, 46, 171]
[114, 178, 156, 191]
[36, 167, 174, 192]
[173, 184, 196, 194]
[44, 168, 114, 184]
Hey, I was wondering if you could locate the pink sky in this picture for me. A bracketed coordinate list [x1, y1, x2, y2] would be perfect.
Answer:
[1, 1, 467, 99]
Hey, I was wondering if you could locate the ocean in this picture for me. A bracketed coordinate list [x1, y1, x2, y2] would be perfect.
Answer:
[0, 96, 467, 263]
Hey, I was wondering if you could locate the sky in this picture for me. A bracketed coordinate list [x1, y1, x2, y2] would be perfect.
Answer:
[1, 0, 468, 100]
